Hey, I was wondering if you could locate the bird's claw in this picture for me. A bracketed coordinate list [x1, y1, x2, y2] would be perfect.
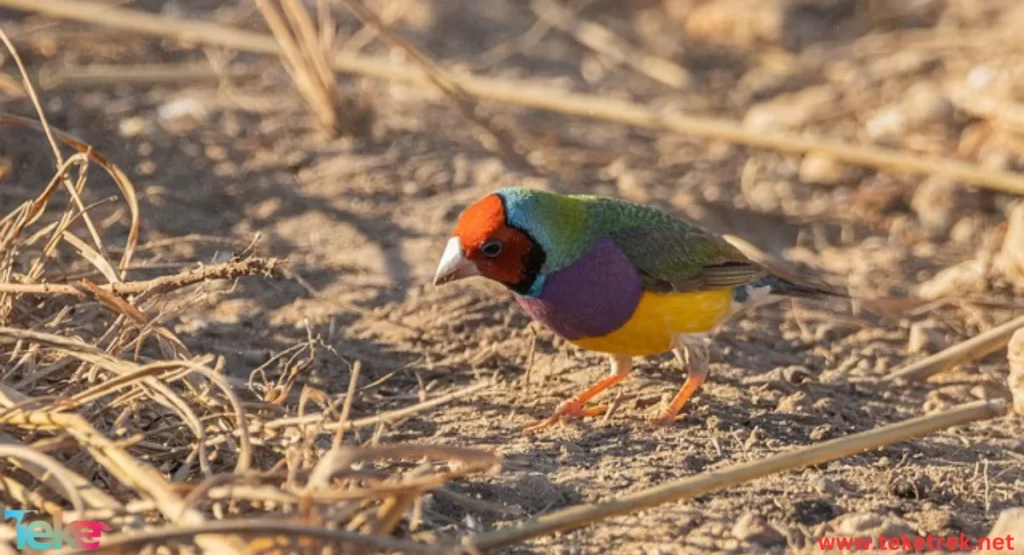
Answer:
[522, 399, 607, 435]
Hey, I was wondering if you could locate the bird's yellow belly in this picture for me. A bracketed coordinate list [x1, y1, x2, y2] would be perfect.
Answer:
[570, 289, 734, 355]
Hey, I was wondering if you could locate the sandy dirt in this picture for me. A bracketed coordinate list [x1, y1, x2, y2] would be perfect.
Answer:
[2, 0, 1023, 553]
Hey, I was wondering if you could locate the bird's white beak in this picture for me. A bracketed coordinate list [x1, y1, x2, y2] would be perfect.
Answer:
[433, 237, 479, 285]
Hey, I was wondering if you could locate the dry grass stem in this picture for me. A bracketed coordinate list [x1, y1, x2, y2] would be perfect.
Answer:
[39, 63, 264, 89]
[332, 359, 361, 448]
[0, 28, 496, 554]
[0, 29, 63, 163]
[0, 445, 88, 513]
[0, 113, 140, 273]
[255, 0, 342, 134]
[0, 431, 133, 526]
[464, 399, 1007, 550]
[0, 257, 283, 298]
[529, 0, 690, 89]
[336, 0, 550, 175]
[887, 313, 1024, 382]
[4, 0, 1024, 194]
[0, 389, 250, 553]
[263, 379, 490, 431]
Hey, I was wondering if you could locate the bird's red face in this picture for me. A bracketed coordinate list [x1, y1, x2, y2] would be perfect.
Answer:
[433, 194, 543, 292]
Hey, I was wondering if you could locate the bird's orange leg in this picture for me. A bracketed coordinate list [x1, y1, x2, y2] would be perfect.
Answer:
[654, 334, 710, 425]
[523, 354, 632, 434]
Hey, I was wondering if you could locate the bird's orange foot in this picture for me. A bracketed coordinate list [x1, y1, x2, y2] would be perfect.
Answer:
[522, 399, 608, 435]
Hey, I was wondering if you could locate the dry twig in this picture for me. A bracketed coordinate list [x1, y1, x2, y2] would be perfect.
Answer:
[0, 257, 283, 298]
[887, 314, 1024, 382]
[39, 63, 263, 89]
[462, 399, 1006, 550]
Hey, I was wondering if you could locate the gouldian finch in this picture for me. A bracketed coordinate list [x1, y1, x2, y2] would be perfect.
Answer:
[433, 188, 842, 433]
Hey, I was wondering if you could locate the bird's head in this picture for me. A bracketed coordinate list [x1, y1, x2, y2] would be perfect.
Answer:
[433, 191, 546, 295]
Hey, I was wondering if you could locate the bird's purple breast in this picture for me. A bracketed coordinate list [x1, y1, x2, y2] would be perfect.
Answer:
[515, 238, 644, 340]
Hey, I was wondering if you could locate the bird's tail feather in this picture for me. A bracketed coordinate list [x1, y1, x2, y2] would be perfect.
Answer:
[732, 274, 847, 309]
[757, 274, 848, 299]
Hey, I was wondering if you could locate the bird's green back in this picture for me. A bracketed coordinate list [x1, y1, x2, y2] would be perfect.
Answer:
[497, 188, 765, 292]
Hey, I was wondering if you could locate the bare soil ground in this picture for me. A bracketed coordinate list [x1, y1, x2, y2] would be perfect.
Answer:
[2, 0, 1024, 553]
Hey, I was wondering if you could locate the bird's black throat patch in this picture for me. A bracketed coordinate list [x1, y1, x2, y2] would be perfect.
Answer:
[494, 193, 546, 296]
[509, 237, 545, 295]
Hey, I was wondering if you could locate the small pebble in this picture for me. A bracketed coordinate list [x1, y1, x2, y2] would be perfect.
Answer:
[911, 178, 961, 239]
[157, 97, 208, 131]
[902, 83, 954, 127]
[118, 116, 149, 137]
[799, 154, 854, 186]
[813, 475, 840, 495]
[782, 365, 811, 384]
[732, 512, 786, 546]
[836, 513, 884, 535]
[908, 321, 944, 354]
[950, 216, 983, 245]
[865, 106, 906, 144]
[135, 160, 156, 176]
[777, 391, 811, 413]
[809, 424, 834, 441]
[966, 65, 997, 89]
[812, 397, 838, 413]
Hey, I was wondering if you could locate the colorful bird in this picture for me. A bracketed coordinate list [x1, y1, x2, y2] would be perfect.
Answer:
[433, 188, 843, 433]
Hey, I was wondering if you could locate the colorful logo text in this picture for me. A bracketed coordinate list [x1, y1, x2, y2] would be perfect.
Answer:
[4, 509, 109, 551]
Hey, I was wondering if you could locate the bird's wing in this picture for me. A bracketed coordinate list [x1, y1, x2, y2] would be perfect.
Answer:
[608, 224, 767, 293]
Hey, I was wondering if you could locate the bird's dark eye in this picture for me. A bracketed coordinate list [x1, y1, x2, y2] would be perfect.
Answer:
[481, 239, 503, 257]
